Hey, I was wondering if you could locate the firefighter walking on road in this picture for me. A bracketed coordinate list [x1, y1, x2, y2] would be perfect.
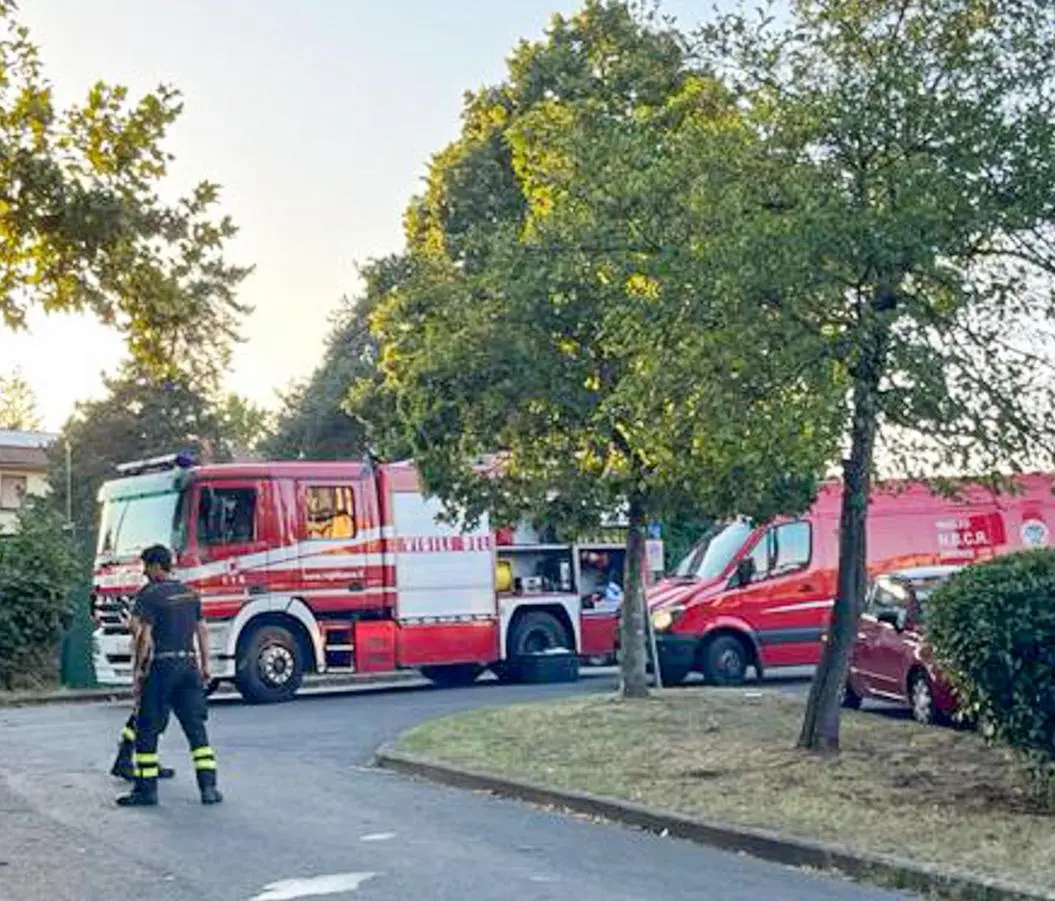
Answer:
[117, 544, 223, 808]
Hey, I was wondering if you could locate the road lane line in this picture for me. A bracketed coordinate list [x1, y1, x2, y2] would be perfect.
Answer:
[250, 873, 378, 900]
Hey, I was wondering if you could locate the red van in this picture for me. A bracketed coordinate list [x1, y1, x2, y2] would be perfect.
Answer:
[648, 474, 1055, 686]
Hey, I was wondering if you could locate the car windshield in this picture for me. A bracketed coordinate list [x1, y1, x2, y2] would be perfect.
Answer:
[97, 491, 181, 559]
[672, 519, 755, 581]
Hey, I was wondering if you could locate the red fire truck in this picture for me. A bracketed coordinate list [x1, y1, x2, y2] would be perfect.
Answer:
[91, 453, 629, 702]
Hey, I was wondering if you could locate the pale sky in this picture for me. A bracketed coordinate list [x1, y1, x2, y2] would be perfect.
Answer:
[0, 0, 707, 430]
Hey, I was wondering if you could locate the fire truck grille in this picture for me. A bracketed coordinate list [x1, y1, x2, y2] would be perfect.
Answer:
[95, 595, 134, 635]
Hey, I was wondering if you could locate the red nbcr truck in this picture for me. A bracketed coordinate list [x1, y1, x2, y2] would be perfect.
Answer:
[648, 473, 1055, 686]
[91, 454, 629, 702]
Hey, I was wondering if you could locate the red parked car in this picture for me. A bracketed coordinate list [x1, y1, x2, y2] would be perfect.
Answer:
[843, 565, 962, 725]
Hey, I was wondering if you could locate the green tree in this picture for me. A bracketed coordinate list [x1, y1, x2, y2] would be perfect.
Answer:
[698, 0, 1055, 750]
[0, 2, 250, 376]
[47, 364, 233, 547]
[0, 366, 42, 430]
[267, 257, 408, 461]
[364, 1, 839, 697]
[217, 393, 274, 456]
[0, 498, 79, 689]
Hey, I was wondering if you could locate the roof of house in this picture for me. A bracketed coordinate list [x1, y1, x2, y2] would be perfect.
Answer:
[0, 430, 57, 472]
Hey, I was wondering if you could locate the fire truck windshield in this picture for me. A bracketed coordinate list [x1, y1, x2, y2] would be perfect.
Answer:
[97, 491, 182, 560]
[672, 519, 754, 581]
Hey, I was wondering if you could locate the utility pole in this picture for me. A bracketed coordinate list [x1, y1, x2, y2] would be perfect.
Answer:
[65, 438, 73, 537]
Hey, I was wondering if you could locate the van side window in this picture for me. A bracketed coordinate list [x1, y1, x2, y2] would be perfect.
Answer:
[747, 533, 772, 580]
[304, 485, 356, 540]
[198, 487, 257, 546]
[772, 521, 811, 574]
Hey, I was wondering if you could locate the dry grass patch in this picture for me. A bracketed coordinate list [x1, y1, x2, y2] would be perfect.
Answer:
[397, 688, 1055, 891]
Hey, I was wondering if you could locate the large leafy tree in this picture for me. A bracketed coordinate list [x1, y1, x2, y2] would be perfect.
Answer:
[0, 1, 250, 377]
[699, 0, 1055, 750]
[47, 364, 233, 547]
[364, 1, 840, 697]
[267, 255, 408, 461]
[0, 366, 41, 430]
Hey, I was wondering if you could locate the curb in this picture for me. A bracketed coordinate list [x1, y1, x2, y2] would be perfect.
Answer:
[375, 747, 1055, 901]
[0, 671, 424, 708]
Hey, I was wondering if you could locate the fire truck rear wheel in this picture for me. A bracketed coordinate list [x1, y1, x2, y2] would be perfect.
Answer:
[420, 664, 485, 688]
[235, 623, 304, 704]
[496, 611, 573, 683]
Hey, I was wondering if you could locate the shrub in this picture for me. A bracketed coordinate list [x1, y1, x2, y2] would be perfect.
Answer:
[0, 500, 80, 690]
[928, 549, 1055, 800]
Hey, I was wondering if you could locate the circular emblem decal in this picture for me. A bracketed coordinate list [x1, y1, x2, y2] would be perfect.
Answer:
[1021, 519, 1050, 548]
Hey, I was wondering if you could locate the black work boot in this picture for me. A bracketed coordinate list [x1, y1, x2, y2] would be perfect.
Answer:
[110, 742, 134, 781]
[196, 769, 223, 805]
[111, 756, 174, 782]
[116, 777, 158, 807]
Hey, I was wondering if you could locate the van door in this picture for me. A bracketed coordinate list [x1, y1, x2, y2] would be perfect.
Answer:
[186, 479, 271, 611]
[733, 520, 824, 667]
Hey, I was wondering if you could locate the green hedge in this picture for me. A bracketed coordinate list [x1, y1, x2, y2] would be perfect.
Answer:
[928, 549, 1055, 797]
[0, 502, 80, 690]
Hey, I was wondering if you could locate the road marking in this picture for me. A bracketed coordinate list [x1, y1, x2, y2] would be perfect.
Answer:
[250, 872, 378, 900]
[360, 832, 396, 842]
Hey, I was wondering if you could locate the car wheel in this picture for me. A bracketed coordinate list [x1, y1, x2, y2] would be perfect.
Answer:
[235, 623, 304, 704]
[701, 634, 749, 687]
[909, 671, 939, 726]
[841, 679, 862, 710]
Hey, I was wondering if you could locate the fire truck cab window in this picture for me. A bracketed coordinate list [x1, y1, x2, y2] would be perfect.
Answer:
[304, 485, 356, 540]
[198, 487, 256, 546]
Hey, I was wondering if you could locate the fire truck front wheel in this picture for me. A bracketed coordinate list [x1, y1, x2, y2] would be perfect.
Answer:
[235, 623, 305, 704]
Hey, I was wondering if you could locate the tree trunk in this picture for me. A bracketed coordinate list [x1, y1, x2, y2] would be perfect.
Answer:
[798, 316, 886, 751]
[619, 492, 650, 699]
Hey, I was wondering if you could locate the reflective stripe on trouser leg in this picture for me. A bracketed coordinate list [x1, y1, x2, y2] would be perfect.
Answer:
[134, 752, 160, 779]
[192, 746, 217, 771]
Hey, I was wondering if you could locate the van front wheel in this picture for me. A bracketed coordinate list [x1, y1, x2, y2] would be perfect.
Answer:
[701, 634, 749, 687]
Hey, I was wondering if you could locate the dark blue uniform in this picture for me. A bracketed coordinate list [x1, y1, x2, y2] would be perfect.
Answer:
[117, 579, 221, 806]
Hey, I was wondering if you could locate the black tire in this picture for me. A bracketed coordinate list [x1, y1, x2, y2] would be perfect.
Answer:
[235, 623, 304, 704]
[841, 679, 862, 710]
[909, 670, 943, 726]
[507, 611, 571, 657]
[498, 611, 572, 684]
[420, 664, 484, 688]
[700, 634, 750, 687]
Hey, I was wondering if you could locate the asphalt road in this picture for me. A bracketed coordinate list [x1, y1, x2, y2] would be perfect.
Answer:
[0, 669, 914, 901]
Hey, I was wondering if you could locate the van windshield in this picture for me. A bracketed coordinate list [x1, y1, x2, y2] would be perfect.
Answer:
[672, 519, 755, 581]
[97, 491, 182, 560]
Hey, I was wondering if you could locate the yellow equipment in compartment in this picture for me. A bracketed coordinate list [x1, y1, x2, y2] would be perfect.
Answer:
[496, 559, 513, 593]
